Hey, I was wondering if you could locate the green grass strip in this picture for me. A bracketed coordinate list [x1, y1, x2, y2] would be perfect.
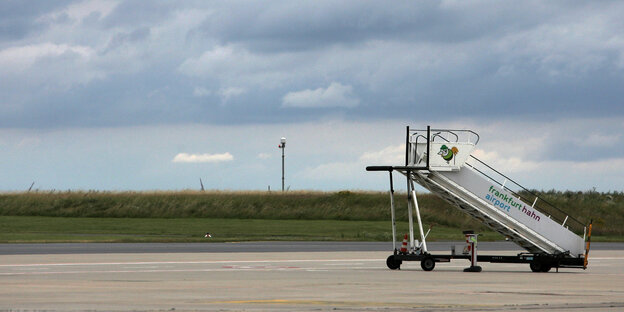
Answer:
[2, 190, 621, 238]
[0, 216, 510, 243]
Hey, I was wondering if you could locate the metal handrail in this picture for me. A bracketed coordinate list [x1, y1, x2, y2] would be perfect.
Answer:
[446, 130, 459, 143]
[466, 155, 585, 230]
[409, 128, 480, 145]
[432, 132, 444, 142]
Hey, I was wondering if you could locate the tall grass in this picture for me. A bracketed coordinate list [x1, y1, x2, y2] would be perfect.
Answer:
[530, 189, 624, 236]
[0, 189, 621, 236]
[0, 216, 489, 243]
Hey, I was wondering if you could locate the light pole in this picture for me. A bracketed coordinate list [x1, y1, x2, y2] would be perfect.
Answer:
[279, 137, 286, 192]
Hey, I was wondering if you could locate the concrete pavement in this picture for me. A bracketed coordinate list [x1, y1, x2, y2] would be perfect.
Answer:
[1, 248, 623, 311]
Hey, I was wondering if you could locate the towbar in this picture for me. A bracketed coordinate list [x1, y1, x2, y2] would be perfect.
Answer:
[366, 166, 394, 172]
[366, 166, 429, 172]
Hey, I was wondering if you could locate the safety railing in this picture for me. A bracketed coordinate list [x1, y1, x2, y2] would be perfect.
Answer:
[464, 156, 586, 236]
[406, 127, 479, 166]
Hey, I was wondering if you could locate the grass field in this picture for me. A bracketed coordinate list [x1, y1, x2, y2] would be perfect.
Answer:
[0, 216, 619, 244]
[0, 190, 621, 243]
[0, 215, 504, 243]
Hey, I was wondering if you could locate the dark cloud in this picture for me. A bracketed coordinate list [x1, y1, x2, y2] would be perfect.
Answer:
[101, 0, 179, 28]
[0, 1, 623, 130]
[0, 0, 75, 42]
[103, 27, 150, 53]
[194, 1, 562, 52]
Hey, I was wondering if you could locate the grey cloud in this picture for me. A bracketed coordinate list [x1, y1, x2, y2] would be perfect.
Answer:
[282, 82, 359, 108]
[1, 1, 623, 130]
[101, 0, 180, 28]
[194, 1, 565, 52]
[471, 118, 624, 165]
[532, 123, 624, 163]
[0, 0, 75, 42]
[103, 27, 150, 53]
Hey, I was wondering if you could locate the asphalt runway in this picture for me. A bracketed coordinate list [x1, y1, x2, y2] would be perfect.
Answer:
[1, 241, 623, 255]
[1, 243, 623, 311]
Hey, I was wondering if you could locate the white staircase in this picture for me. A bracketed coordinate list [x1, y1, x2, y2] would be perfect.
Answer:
[397, 127, 586, 256]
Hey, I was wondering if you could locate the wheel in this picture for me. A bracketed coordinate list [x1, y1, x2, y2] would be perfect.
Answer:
[530, 260, 548, 272]
[386, 255, 402, 270]
[420, 257, 435, 271]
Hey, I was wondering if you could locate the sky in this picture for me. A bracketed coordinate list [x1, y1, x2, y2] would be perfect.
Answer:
[1, 0, 623, 192]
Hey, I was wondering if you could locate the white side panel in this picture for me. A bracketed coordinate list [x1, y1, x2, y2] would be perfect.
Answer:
[417, 142, 475, 171]
[439, 168, 585, 255]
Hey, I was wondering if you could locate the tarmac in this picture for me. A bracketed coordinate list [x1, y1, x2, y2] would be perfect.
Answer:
[0, 243, 623, 311]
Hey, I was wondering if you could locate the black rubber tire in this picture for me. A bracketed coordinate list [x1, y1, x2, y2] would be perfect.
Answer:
[420, 257, 435, 271]
[386, 255, 402, 270]
[529, 260, 552, 272]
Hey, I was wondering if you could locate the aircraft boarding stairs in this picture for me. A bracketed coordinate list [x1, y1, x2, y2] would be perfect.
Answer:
[367, 127, 589, 270]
